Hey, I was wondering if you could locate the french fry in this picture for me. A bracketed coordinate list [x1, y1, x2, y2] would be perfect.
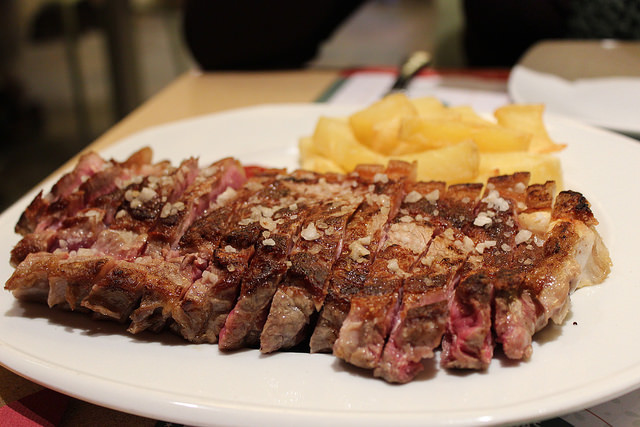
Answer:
[300, 154, 345, 174]
[410, 96, 463, 121]
[398, 140, 479, 184]
[349, 92, 417, 148]
[494, 104, 566, 153]
[449, 105, 496, 126]
[477, 151, 563, 189]
[368, 117, 404, 155]
[299, 136, 317, 157]
[410, 96, 447, 116]
[309, 116, 385, 171]
[398, 117, 472, 150]
[300, 97, 566, 188]
[399, 117, 531, 152]
[472, 127, 531, 152]
[299, 136, 344, 173]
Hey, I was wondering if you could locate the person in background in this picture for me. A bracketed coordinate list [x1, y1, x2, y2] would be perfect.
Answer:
[463, 0, 640, 67]
[0, 0, 42, 149]
[182, 0, 365, 70]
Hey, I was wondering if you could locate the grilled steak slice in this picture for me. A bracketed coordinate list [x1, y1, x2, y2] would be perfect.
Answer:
[173, 171, 288, 343]
[492, 180, 555, 360]
[15, 151, 107, 236]
[79, 160, 201, 325]
[309, 163, 411, 353]
[126, 159, 247, 333]
[9, 230, 58, 268]
[491, 269, 539, 360]
[333, 181, 443, 369]
[6, 252, 67, 304]
[375, 183, 482, 383]
[259, 177, 363, 353]
[218, 172, 321, 349]
[15, 148, 156, 238]
[5, 251, 114, 312]
[9, 150, 164, 267]
[144, 158, 246, 257]
[440, 271, 494, 369]
[171, 178, 270, 342]
[524, 190, 611, 327]
[440, 174, 530, 370]
[127, 257, 194, 333]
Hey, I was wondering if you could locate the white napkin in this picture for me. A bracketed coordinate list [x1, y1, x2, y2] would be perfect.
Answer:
[509, 65, 640, 135]
[326, 71, 510, 113]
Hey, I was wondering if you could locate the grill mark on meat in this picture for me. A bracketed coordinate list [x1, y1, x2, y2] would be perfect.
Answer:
[308, 163, 410, 353]
[375, 183, 481, 383]
[333, 180, 442, 370]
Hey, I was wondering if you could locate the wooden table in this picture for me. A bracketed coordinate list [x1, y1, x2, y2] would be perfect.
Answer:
[0, 68, 339, 426]
[88, 70, 339, 152]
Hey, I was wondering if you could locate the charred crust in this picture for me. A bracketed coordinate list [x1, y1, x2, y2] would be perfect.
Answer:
[543, 222, 578, 257]
[525, 181, 555, 211]
[456, 273, 492, 307]
[128, 203, 161, 221]
[225, 223, 261, 248]
[492, 270, 524, 300]
[487, 172, 530, 193]
[15, 191, 46, 235]
[552, 191, 596, 225]
[11, 237, 52, 267]
[288, 252, 329, 291]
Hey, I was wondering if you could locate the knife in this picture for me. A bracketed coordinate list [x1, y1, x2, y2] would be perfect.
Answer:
[387, 50, 432, 94]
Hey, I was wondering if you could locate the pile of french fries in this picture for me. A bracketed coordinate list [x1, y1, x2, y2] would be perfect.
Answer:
[299, 93, 566, 188]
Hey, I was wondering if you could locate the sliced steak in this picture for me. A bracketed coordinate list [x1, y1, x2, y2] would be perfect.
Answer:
[375, 183, 482, 383]
[15, 151, 107, 236]
[333, 181, 443, 369]
[309, 162, 411, 353]
[218, 171, 344, 350]
[523, 190, 611, 329]
[440, 174, 530, 370]
[126, 158, 246, 333]
[172, 171, 287, 343]
[440, 271, 494, 369]
[260, 176, 363, 353]
[4, 150, 612, 386]
[492, 180, 555, 360]
[9, 150, 164, 267]
[145, 157, 246, 257]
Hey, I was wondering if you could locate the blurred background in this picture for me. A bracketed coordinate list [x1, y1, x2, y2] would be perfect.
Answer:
[1, 0, 634, 212]
[0, 0, 474, 212]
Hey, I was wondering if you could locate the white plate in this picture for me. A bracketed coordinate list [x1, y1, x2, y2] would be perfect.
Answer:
[1, 104, 639, 427]
[509, 65, 640, 136]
